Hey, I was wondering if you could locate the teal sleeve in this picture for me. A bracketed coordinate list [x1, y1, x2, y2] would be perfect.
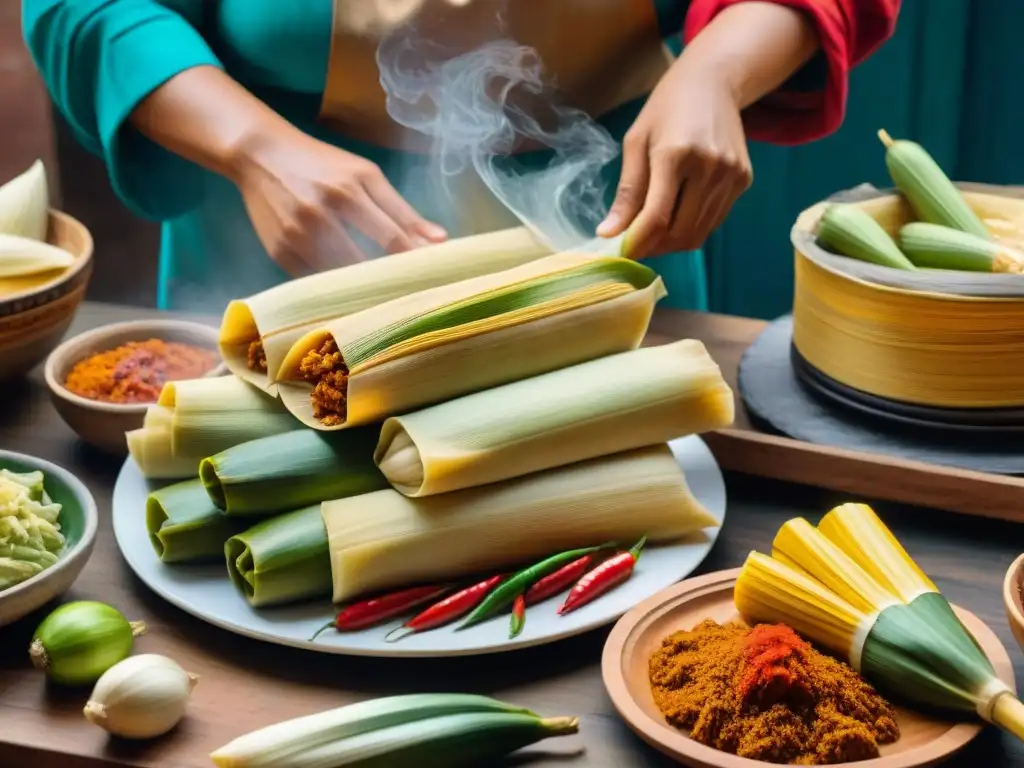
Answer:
[22, 0, 224, 220]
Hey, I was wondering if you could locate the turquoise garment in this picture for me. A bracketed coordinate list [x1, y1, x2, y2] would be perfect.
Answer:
[23, 0, 704, 312]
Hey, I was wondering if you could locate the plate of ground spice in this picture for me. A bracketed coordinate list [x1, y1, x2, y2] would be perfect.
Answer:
[602, 568, 1017, 768]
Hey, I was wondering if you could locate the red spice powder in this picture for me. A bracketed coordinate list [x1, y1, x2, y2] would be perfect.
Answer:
[64, 339, 218, 404]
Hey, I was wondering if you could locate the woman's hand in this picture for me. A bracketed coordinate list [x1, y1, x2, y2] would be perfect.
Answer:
[232, 128, 447, 277]
[597, 60, 753, 260]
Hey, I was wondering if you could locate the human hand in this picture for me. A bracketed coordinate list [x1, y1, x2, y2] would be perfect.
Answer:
[597, 59, 753, 260]
[232, 127, 447, 277]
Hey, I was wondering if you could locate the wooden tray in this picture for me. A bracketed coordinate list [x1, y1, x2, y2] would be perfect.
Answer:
[602, 569, 1017, 768]
[646, 312, 1024, 524]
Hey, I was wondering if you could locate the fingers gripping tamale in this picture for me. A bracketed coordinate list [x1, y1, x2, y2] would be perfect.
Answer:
[276, 252, 666, 430]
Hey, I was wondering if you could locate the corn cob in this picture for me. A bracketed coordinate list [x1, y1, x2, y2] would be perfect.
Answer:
[816, 204, 916, 270]
[878, 129, 990, 238]
[899, 222, 1024, 273]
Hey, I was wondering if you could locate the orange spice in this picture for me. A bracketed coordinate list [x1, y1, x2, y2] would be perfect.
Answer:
[247, 339, 268, 373]
[64, 339, 218, 404]
[649, 620, 899, 765]
[300, 338, 349, 426]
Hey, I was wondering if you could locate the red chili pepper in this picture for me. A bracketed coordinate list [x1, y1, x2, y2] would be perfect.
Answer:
[524, 554, 594, 605]
[385, 575, 505, 643]
[310, 584, 450, 640]
[558, 536, 646, 616]
[509, 594, 526, 639]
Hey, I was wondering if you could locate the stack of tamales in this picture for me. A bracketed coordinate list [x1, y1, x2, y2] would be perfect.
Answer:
[130, 228, 737, 613]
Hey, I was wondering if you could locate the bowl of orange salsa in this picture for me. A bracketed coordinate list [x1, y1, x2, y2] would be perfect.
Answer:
[44, 320, 222, 454]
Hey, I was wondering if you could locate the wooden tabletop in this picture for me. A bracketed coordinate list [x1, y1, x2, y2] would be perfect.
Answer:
[0, 302, 1022, 768]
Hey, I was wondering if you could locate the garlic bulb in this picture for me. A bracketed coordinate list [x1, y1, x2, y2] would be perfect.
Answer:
[0, 160, 49, 241]
[0, 234, 74, 278]
[83, 654, 199, 739]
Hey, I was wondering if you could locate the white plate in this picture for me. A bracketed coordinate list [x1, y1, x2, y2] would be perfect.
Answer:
[112, 436, 726, 657]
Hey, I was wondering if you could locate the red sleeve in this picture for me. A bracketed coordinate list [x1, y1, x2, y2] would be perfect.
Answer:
[683, 0, 900, 145]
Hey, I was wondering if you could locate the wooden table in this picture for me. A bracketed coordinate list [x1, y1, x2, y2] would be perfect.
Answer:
[1, 302, 1022, 768]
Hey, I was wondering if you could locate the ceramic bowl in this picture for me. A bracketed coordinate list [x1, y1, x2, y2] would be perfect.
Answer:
[0, 450, 98, 627]
[44, 319, 221, 454]
[0, 210, 94, 380]
[1004, 553, 1024, 654]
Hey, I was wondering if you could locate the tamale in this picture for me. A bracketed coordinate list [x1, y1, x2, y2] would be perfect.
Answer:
[219, 227, 552, 392]
[321, 444, 717, 602]
[277, 252, 665, 430]
[199, 428, 388, 516]
[128, 376, 299, 479]
[225, 505, 332, 607]
[146, 480, 243, 563]
[375, 340, 734, 496]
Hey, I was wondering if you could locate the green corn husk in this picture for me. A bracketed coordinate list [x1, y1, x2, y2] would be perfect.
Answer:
[878, 129, 990, 239]
[199, 428, 388, 517]
[899, 222, 1024, 273]
[342, 257, 658, 367]
[816, 204, 917, 270]
[146, 479, 244, 563]
[816, 504, 992, 679]
[224, 504, 332, 607]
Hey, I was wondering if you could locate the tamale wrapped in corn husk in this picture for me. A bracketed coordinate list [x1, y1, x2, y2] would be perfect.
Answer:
[128, 376, 297, 479]
[817, 504, 992, 671]
[738, 515, 1024, 742]
[375, 340, 734, 497]
[146, 480, 244, 563]
[225, 505, 332, 607]
[277, 252, 665, 430]
[322, 443, 717, 602]
[199, 428, 387, 517]
[219, 227, 552, 393]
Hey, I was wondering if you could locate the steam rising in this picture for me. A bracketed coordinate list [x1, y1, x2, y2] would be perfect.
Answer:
[377, 24, 621, 252]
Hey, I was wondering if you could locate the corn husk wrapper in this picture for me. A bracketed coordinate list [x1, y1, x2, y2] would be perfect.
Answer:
[375, 340, 734, 497]
[128, 376, 297, 479]
[219, 227, 552, 392]
[146, 479, 243, 563]
[225, 505, 332, 607]
[199, 427, 387, 517]
[739, 512, 1024, 741]
[322, 443, 717, 602]
[0, 235, 74, 278]
[0, 159, 48, 241]
[278, 252, 665, 430]
[817, 503, 986, 662]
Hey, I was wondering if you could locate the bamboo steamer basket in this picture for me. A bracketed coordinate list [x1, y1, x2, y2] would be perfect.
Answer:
[790, 184, 1024, 410]
[0, 210, 94, 380]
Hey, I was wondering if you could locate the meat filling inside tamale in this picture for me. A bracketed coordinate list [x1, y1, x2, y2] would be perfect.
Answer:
[247, 339, 268, 373]
[300, 338, 349, 426]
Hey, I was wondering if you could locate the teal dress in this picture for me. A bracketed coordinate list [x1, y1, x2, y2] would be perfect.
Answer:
[23, 0, 704, 313]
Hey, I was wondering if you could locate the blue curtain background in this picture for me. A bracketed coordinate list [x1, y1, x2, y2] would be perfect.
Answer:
[699, 0, 1022, 319]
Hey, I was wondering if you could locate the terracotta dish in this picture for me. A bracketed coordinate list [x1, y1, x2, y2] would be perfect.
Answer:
[1004, 554, 1024, 654]
[44, 319, 221, 454]
[602, 568, 1016, 768]
[0, 210, 93, 380]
